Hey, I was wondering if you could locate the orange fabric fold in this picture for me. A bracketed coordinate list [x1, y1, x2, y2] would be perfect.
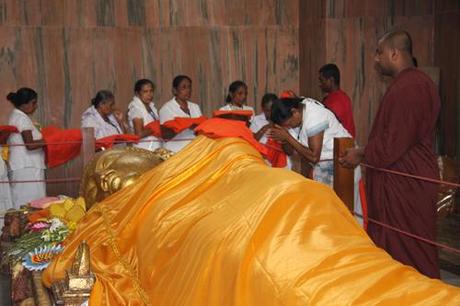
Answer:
[264, 138, 287, 168]
[28, 209, 50, 223]
[145, 121, 162, 138]
[41, 126, 82, 168]
[163, 116, 207, 134]
[195, 118, 268, 156]
[95, 134, 140, 150]
[212, 110, 254, 118]
[195, 117, 285, 167]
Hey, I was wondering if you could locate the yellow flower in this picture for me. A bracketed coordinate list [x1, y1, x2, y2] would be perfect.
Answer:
[48, 197, 86, 225]
[67, 221, 77, 232]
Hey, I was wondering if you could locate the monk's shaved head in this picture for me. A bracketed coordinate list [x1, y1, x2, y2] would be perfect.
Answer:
[379, 30, 413, 55]
[374, 30, 415, 77]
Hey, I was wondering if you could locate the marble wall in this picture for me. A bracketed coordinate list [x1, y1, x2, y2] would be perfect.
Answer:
[0, 0, 300, 126]
[300, 0, 460, 159]
[1, 0, 458, 196]
[299, 0, 443, 148]
[0, 0, 299, 196]
[434, 0, 460, 158]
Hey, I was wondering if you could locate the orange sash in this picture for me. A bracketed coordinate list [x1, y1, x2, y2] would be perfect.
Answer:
[195, 118, 268, 156]
[264, 138, 287, 168]
[163, 116, 207, 134]
[95, 134, 140, 150]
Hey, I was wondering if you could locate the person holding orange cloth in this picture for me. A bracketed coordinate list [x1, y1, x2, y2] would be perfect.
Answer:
[0, 125, 15, 221]
[159, 75, 203, 153]
[219, 80, 254, 121]
[127, 79, 163, 151]
[269, 97, 351, 186]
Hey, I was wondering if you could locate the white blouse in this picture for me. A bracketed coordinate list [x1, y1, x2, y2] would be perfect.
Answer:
[7, 108, 45, 171]
[127, 96, 162, 150]
[250, 113, 269, 144]
[81, 106, 123, 140]
[159, 98, 202, 153]
[298, 98, 351, 160]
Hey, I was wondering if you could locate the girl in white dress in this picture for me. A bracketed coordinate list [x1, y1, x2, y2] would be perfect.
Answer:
[127, 79, 162, 151]
[7, 88, 46, 208]
[159, 75, 202, 153]
[219, 81, 255, 120]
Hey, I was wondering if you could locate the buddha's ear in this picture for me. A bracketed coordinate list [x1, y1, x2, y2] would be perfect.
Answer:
[96, 169, 116, 192]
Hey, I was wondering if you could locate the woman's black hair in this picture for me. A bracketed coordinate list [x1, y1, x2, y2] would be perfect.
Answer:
[6, 87, 38, 108]
[134, 79, 155, 93]
[91, 90, 114, 108]
[225, 80, 247, 103]
[261, 93, 278, 108]
[270, 97, 303, 125]
[172, 75, 192, 89]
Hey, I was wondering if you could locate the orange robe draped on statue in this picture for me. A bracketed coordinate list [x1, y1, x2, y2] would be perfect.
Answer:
[43, 135, 460, 306]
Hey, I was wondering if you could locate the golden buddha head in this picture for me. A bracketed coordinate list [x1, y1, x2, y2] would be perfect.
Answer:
[80, 147, 173, 209]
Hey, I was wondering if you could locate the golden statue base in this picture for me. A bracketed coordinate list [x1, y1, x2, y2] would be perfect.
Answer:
[51, 241, 95, 305]
[51, 279, 92, 305]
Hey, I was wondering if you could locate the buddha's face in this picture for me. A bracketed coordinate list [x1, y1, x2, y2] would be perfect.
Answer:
[80, 147, 173, 209]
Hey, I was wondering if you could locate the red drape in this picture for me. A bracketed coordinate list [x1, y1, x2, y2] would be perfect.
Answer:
[41, 126, 82, 168]
[0, 125, 19, 133]
[145, 121, 162, 138]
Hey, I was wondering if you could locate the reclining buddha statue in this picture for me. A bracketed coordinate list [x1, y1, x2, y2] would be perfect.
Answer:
[43, 121, 460, 305]
[80, 147, 173, 209]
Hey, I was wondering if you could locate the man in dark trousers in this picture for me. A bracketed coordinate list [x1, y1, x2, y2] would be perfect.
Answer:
[339, 30, 440, 278]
